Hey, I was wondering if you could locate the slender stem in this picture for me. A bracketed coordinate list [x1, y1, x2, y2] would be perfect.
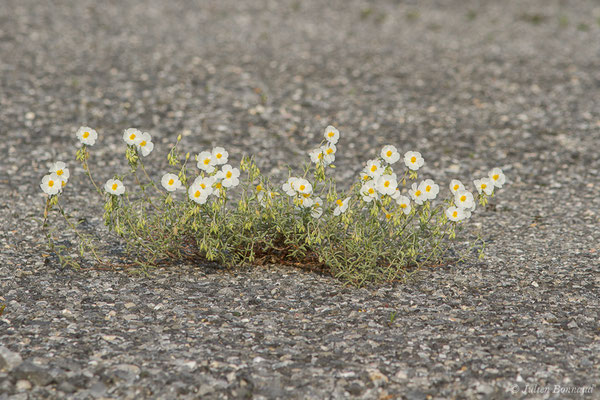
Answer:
[421, 224, 453, 265]
[42, 197, 55, 248]
[139, 158, 164, 196]
[133, 171, 161, 212]
[121, 212, 161, 260]
[82, 158, 103, 197]
[56, 201, 105, 265]
[43, 198, 50, 225]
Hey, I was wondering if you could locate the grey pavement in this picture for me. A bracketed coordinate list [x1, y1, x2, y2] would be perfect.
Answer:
[1, 1, 599, 399]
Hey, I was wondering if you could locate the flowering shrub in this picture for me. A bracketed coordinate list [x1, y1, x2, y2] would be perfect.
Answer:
[41, 125, 506, 286]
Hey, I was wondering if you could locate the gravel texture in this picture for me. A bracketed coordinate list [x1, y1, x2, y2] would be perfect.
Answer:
[1, 0, 600, 399]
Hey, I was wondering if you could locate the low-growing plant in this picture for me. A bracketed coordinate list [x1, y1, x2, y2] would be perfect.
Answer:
[40, 125, 506, 286]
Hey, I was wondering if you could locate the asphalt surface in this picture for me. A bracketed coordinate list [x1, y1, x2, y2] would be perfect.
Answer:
[1, 1, 599, 399]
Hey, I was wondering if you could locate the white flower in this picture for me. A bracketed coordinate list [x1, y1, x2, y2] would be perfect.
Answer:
[404, 151, 424, 171]
[376, 174, 398, 196]
[40, 173, 62, 195]
[213, 169, 224, 182]
[161, 173, 182, 192]
[76, 126, 98, 146]
[395, 195, 412, 215]
[324, 125, 340, 144]
[365, 159, 383, 178]
[474, 177, 494, 195]
[49, 161, 70, 182]
[292, 178, 312, 195]
[333, 197, 350, 216]
[446, 206, 465, 222]
[454, 189, 475, 210]
[212, 147, 228, 165]
[136, 132, 154, 157]
[468, 201, 476, 213]
[464, 199, 476, 217]
[282, 177, 299, 196]
[212, 181, 224, 192]
[409, 182, 426, 205]
[420, 179, 439, 200]
[488, 168, 505, 188]
[359, 170, 371, 182]
[192, 176, 215, 197]
[311, 197, 323, 218]
[297, 196, 314, 208]
[197, 151, 216, 173]
[257, 190, 267, 206]
[449, 179, 465, 195]
[220, 164, 240, 188]
[257, 190, 276, 207]
[320, 143, 336, 165]
[381, 145, 400, 164]
[188, 183, 209, 204]
[361, 180, 379, 203]
[308, 148, 324, 164]
[104, 179, 125, 196]
[123, 128, 142, 146]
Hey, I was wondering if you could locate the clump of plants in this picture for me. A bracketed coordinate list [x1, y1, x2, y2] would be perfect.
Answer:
[41, 125, 506, 286]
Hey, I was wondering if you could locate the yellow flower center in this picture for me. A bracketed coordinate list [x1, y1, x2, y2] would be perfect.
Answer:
[48, 180, 54, 187]
[204, 159, 210, 165]
[336, 199, 343, 207]
[452, 211, 458, 218]
[194, 190, 201, 198]
[112, 183, 118, 190]
[400, 203, 407, 209]
[384, 181, 390, 187]
[140, 140, 146, 147]
[415, 190, 421, 196]
[328, 131, 335, 137]
[83, 131, 90, 138]
[386, 213, 391, 219]
[129, 133, 136, 140]
[481, 183, 487, 189]
[226, 171, 232, 178]
[256, 184, 263, 192]
[302, 193, 310, 198]
[326, 148, 333, 155]
[315, 201, 320, 206]
[493, 174, 499, 181]
[386, 150, 392, 157]
[200, 183, 206, 189]
[215, 182, 222, 189]
[56, 170, 63, 176]
[460, 195, 467, 202]
[61, 181, 66, 187]
[318, 153, 323, 159]
[426, 185, 431, 192]
[453, 184, 459, 191]
[363, 175, 369, 181]
[216, 153, 222, 159]
[368, 188, 374, 194]
[299, 184, 305, 191]
[168, 179, 174, 185]
[370, 165, 377, 172]
[411, 156, 417, 163]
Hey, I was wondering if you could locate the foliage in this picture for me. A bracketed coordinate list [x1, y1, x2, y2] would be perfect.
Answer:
[41, 126, 506, 286]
